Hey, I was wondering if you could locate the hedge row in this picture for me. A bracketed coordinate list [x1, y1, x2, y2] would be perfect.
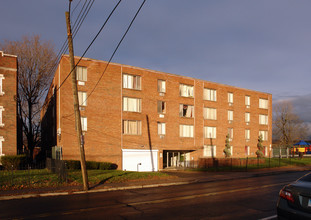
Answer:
[0, 155, 28, 170]
[65, 160, 117, 170]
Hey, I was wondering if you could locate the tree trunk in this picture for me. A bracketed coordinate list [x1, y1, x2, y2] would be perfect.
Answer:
[28, 100, 33, 161]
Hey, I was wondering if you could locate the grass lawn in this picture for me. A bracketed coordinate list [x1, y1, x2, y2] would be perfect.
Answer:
[0, 169, 171, 190]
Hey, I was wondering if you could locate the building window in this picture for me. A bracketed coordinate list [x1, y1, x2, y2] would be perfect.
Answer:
[78, 91, 87, 106]
[0, 136, 4, 156]
[228, 93, 233, 105]
[76, 66, 87, 82]
[179, 104, 194, 118]
[245, 112, 250, 124]
[259, 98, 268, 109]
[158, 122, 166, 135]
[203, 88, 217, 101]
[204, 107, 217, 120]
[179, 124, 194, 138]
[0, 74, 5, 95]
[0, 106, 4, 127]
[228, 110, 233, 122]
[245, 129, 250, 140]
[180, 84, 194, 98]
[259, 114, 268, 125]
[157, 101, 166, 114]
[123, 120, 141, 135]
[259, 130, 268, 141]
[204, 126, 216, 139]
[245, 146, 250, 156]
[230, 146, 233, 156]
[228, 128, 233, 140]
[158, 80, 166, 93]
[123, 97, 141, 112]
[245, 96, 250, 108]
[81, 117, 87, 131]
[204, 145, 216, 157]
[123, 74, 141, 90]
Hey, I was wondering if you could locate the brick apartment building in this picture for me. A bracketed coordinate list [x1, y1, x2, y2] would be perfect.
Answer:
[41, 55, 272, 171]
[0, 51, 19, 157]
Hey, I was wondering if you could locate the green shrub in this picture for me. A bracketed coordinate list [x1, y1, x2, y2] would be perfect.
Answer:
[86, 161, 99, 169]
[1, 155, 27, 170]
[65, 160, 81, 170]
[64, 160, 117, 170]
[99, 162, 118, 170]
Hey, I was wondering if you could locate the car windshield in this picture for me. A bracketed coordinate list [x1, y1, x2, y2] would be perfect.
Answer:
[299, 173, 311, 182]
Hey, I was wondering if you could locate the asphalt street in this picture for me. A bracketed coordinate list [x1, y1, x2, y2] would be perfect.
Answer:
[0, 170, 309, 220]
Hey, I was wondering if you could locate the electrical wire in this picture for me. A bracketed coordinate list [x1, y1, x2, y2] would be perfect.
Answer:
[81, 0, 146, 106]
[57, 0, 122, 91]
[44, 0, 92, 85]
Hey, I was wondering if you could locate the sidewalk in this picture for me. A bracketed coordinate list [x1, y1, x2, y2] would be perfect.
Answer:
[1, 166, 310, 201]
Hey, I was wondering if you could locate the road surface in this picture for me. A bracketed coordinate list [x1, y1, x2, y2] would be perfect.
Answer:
[1, 171, 308, 220]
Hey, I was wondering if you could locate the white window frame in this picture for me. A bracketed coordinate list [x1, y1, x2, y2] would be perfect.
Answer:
[76, 66, 87, 82]
[158, 80, 166, 93]
[204, 145, 216, 157]
[259, 114, 268, 125]
[259, 130, 268, 141]
[230, 146, 233, 156]
[245, 146, 250, 156]
[203, 88, 217, 101]
[228, 93, 233, 104]
[179, 104, 194, 118]
[0, 136, 4, 156]
[123, 97, 141, 113]
[123, 74, 141, 90]
[78, 91, 87, 106]
[157, 122, 166, 135]
[204, 126, 216, 139]
[0, 74, 5, 95]
[81, 117, 87, 131]
[228, 128, 233, 140]
[179, 124, 194, 138]
[180, 84, 194, 98]
[228, 110, 233, 122]
[204, 107, 217, 120]
[0, 106, 4, 127]
[157, 101, 166, 114]
[123, 120, 142, 135]
[245, 96, 250, 107]
[245, 129, 250, 140]
[259, 98, 268, 109]
[245, 112, 250, 123]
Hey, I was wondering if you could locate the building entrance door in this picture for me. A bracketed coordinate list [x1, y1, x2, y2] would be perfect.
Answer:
[163, 150, 192, 169]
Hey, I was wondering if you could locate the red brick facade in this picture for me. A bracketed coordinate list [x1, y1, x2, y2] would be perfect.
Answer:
[41, 55, 272, 170]
[0, 51, 18, 156]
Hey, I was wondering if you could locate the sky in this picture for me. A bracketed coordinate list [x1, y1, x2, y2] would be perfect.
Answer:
[1, 0, 311, 124]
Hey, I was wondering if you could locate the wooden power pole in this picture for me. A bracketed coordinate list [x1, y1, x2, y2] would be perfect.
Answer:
[65, 11, 89, 191]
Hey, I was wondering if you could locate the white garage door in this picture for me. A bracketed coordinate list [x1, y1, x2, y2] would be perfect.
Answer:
[122, 149, 158, 172]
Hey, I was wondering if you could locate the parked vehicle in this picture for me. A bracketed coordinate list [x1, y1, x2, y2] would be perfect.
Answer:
[277, 172, 311, 219]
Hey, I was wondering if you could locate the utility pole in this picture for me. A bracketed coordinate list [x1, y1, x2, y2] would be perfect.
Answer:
[65, 10, 89, 191]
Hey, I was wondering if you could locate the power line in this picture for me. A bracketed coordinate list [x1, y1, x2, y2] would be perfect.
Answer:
[81, 0, 146, 106]
[58, 0, 122, 91]
[41, 0, 122, 110]
[72, 0, 95, 38]
[71, 0, 83, 15]
[44, 0, 93, 83]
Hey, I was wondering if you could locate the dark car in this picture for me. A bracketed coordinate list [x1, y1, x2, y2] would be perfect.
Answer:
[277, 172, 311, 220]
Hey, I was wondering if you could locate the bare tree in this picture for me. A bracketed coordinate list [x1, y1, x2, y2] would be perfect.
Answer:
[0, 35, 56, 158]
[273, 101, 308, 147]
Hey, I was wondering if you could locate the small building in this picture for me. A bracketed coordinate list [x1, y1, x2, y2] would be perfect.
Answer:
[0, 51, 19, 157]
[41, 55, 272, 171]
